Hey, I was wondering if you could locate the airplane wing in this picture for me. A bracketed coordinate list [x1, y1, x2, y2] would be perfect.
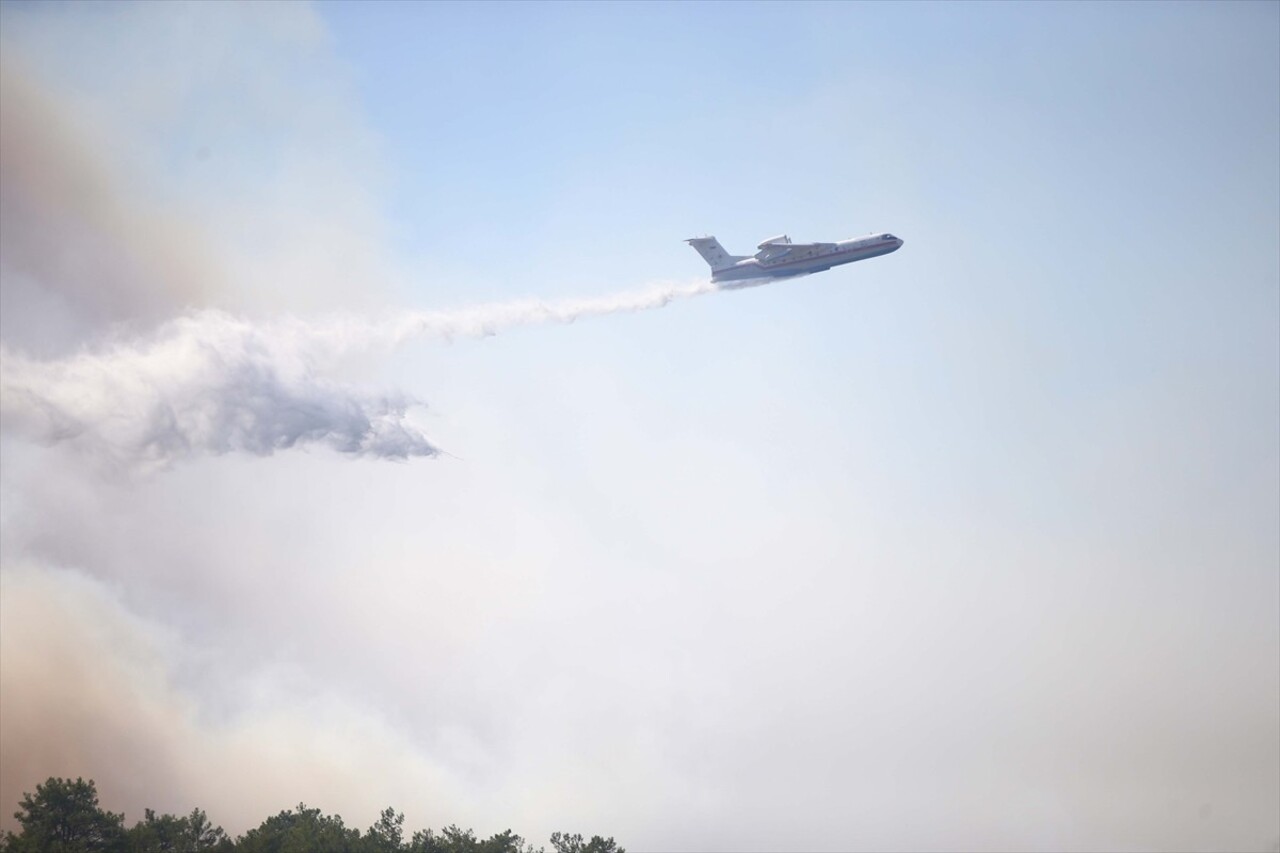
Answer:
[757, 235, 828, 250]
[759, 241, 830, 251]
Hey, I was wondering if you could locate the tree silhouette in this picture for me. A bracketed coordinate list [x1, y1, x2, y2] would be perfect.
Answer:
[4, 777, 126, 853]
[1, 779, 623, 853]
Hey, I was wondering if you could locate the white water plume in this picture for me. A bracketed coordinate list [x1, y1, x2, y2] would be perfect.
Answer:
[0, 278, 724, 470]
[313, 278, 721, 350]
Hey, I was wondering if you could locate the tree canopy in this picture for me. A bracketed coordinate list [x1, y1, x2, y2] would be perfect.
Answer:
[1, 779, 623, 853]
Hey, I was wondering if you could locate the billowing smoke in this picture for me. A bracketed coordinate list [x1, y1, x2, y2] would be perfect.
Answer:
[0, 562, 473, 835]
[0, 279, 720, 471]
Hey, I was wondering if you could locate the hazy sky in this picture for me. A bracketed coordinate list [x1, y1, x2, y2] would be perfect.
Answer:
[1, 2, 1277, 851]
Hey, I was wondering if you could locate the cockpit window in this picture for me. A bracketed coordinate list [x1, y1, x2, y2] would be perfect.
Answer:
[881, 234, 894, 241]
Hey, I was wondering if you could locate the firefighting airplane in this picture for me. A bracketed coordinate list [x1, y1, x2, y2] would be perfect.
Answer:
[686, 231, 903, 283]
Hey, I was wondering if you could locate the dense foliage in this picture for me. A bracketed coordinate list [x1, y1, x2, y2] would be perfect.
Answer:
[1, 779, 623, 853]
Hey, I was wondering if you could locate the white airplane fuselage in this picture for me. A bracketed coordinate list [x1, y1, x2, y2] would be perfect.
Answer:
[686, 232, 904, 283]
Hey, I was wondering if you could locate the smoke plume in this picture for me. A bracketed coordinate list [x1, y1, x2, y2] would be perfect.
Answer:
[0, 58, 221, 351]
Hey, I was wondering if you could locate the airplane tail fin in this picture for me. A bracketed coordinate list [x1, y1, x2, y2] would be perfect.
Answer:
[685, 236, 746, 272]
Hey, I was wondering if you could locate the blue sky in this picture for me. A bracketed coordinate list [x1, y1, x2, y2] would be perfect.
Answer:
[0, 2, 1277, 850]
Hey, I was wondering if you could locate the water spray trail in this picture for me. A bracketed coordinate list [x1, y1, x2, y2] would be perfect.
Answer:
[399, 277, 720, 340]
[307, 278, 723, 353]
[0, 278, 727, 470]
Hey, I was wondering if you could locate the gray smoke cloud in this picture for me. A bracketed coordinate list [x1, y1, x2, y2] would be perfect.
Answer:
[0, 279, 720, 471]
